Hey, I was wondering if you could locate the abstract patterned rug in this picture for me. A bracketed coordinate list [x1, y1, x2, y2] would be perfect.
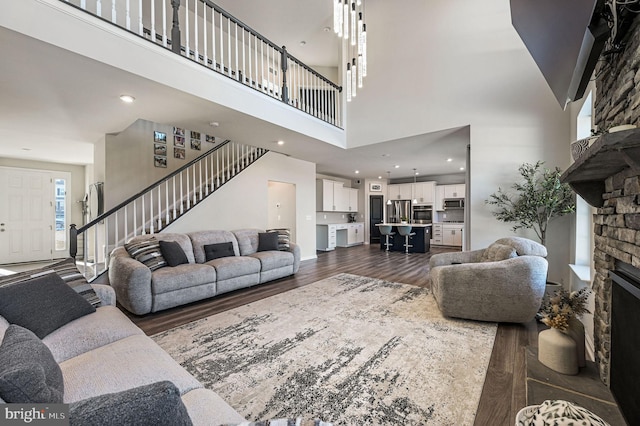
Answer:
[152, 274, 497, 425]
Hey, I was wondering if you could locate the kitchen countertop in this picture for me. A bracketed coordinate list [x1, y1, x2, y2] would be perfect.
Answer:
[317, 222, 364, 226]
[375, 223, 432, 227]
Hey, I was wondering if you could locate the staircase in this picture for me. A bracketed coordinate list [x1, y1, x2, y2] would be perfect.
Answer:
[71, 140, 267, 281]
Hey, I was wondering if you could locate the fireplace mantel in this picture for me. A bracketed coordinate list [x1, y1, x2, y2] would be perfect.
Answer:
[561, 128, 640, 207]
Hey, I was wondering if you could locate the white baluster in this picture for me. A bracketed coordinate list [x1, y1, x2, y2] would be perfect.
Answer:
[235, 22, 239, 81]
[227, 18, 232, 77]
[150, 191, 154, 234]
[242, 28, 246, 84]
[97, 0, 102, 17]
[194, 0, 199, 60]
[111, 0, 116, 24]
[172, 176, 177, 219]
[157, 186, 162, 230]
[141, 196, 145, 234]
[162, 0, 167, 47]
[125, 0, 131, 30]
[165, 181, 169, 224]
[138, 0, 143, 36]
[133, 199, 138, 236]
[114, 211, 118, 258]
[93, 226, 99, 278]
[81, 0, 86, 9]
[179, 173, 184, 214]
[203, 4, 208, 65]
[124, 205, 128, 242]
[103, 218, 109, 272]
[150, 0, 155, 41]
[260, 41, 264, 92]
[185, 0, 190, 56]
[199, 161, 203, 200]
[212, 8, 216, 69]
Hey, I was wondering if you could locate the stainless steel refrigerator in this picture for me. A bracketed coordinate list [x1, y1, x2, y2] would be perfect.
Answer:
[386, 200, 412, 223]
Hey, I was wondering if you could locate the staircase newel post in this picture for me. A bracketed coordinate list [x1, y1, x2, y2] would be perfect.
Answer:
[69, 224, 78, 259]
[281, 45, 289, 104]
[171, 0, 181, 54]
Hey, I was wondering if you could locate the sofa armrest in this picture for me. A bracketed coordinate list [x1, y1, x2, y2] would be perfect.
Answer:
[428, 249, 484, 268]
[91, 284, 116, 306]
[287, 242, 301, 273]
[108, 248, 153, 315]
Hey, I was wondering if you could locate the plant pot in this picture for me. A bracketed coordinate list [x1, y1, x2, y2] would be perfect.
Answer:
[538, 328, 578, 375]
[544, 281, 562, 299]
[566, 317, 586, 368]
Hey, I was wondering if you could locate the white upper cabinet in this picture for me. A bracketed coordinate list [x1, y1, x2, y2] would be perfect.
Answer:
[412, 181, 435, 204]
[316, 179, 358, 212]
[388, 183, 413, 200]
[444, 184, 465, 199]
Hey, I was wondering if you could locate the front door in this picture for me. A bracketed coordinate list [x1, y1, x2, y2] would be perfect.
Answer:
[369, 195, 383, 243]
[0, 167, 54, 263]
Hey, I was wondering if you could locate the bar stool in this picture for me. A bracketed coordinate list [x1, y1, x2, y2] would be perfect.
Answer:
[397, 225, 415, 253]
[379, 225, 395, 252]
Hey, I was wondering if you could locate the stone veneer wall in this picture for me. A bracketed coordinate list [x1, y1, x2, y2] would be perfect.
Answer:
[592, 15, 640, 385]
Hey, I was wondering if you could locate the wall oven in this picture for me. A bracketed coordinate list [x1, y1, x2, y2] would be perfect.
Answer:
[412, 205, 433, 224]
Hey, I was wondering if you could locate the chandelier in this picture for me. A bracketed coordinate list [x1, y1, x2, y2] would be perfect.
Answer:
[333, 0, 367, 102]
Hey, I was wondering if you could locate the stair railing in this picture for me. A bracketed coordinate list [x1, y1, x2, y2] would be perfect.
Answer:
[60, 0, 343, 128]
[70, 140, 268, 281]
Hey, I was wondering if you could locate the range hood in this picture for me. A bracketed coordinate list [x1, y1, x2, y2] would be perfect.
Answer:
[561, 128, 640, 207]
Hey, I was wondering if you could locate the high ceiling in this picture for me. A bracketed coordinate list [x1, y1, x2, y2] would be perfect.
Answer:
[0, 0, 470, 180]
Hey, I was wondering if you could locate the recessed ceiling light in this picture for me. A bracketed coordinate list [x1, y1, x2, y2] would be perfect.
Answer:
[209, 121, 220, 127]
[323, 26, 331, 32]
[394, 165, 400, 168]
[460, 167, 465, 171]
[378, 176, 382, 179]
[415, 171, 419, 175]
[277, 140, 285, 145]
[119, 94, 135, 103]
[446, 158, 452, 162]
[355, 170, 360, 174]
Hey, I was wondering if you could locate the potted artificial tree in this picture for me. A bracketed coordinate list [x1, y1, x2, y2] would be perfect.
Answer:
[485, 161, 576, 247]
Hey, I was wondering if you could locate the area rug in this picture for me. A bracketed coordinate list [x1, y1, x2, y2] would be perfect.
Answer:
[152, 273, 497, 425]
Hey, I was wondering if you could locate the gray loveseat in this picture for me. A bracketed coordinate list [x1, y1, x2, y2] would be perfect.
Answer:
[109, 228, 301, 315]
[428, 237, 548, 323]
[0, 270, 245, 425]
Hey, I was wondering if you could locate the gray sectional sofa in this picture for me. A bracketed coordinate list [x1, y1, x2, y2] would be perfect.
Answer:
[0, 279, 245, 425]
[109, 228, 300, 315]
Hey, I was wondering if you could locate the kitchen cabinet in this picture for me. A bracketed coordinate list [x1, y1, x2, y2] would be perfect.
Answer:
[412, 181, 435, 204]
[432, 223, 443, 245]
[317, 179, 356, 212]
[444, 184, 465, 199]
[442, 223, 463, 247]
[388, 183, 413, 200]
[338, 223, 364, 247]
[316, 224, 337, 251]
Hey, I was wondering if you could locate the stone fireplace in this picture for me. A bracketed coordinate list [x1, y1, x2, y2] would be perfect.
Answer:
[561, 14, 640, 425]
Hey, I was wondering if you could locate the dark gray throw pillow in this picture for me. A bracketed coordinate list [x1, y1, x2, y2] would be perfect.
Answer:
[0, 273, 96, 339]
[69, 381, 193, 426]
[0, 325, 64, 403]
[258, 232, 279, 252]
[0, 257, 101, 308]
[204, 242, 235, 261]
[266, 228, 291, 250]
[159, 240, 189, 267]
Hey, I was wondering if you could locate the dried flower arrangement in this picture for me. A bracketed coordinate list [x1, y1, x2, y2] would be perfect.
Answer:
[538, 287, 591, 331]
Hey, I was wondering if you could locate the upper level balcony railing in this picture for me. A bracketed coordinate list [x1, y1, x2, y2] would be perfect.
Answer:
[61, 0, 343, 128]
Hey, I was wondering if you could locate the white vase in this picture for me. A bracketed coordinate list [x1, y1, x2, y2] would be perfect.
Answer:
[538, 328, 578, 375]
[566, 317, 586, 368]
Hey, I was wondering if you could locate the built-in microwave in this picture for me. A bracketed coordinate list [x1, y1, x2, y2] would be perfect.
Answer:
[443, 198, 464, 209]
[412, 205, 433, 223]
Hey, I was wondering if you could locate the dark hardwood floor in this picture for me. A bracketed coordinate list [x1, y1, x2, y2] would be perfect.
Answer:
[126, 244, 536, 425]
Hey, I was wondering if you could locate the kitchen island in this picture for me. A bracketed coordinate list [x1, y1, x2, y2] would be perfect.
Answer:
[375, 223, 432, 253]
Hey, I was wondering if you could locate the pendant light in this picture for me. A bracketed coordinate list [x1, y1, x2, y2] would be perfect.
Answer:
[386, 171, 392, 205]
[412, 169, 418, 204]
[333, 0, 368, 100]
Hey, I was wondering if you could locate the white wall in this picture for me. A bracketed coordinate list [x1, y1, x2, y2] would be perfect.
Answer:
[268, 181, 297, 242]
[164, 152, 317, 261]
[346, 0, 573, 283]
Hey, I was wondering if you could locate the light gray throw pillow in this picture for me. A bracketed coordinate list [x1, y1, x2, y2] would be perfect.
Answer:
[480, 243, 518, 262]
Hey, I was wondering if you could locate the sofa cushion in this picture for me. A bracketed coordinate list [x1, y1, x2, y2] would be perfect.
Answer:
[159, 240, 190, 267]
[206, 256, 261, 281]
[250, 251, 295, 272]
[0, 257, 101, 307]
[188, 230, 239, 263]
[231, 229, 263, 256]
[69, 381, 193, 426]
[0, 325, 64, 403]
[258, 232, 279, 252]
[151, 264, 216, 295]
[43, 306, 145, 363]
[266, 228, 291, 250]
[125, 237, 167, 271]
[61, 334, 202, 403]
[204, 242, 235, 261]
[0, 273, 96, 339]
[480, 243, 518, 263]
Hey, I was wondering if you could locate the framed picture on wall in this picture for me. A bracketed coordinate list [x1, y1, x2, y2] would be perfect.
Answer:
[205, 134, 215, 143]
[173, 127, 185, 137]
[190, 139, 201, 150]
[174, 135, 185, 147]
[174, 147, 186, 159]
[190, 131, 201, 139]
[370, 183, 382, 192]
[154, 155, 167, 168]
[154, 143, 167, 156]
[154, 131, 167, 143]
